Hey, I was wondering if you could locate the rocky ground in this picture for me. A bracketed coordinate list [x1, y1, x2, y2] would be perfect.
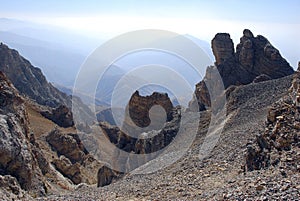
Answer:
[34, 74, 300, 200]
[1, 30, 299, 200]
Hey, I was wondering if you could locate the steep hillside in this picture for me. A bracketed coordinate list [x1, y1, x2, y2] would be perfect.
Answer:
[0, 43, 93, 125]
[0, 43, 69, 107]
[0, 72, 47, 198]
[36, 30, 299, 200]
[39, 69, 296, 201]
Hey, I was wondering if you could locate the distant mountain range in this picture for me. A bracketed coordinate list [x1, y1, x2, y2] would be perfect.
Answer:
[0, 18, 102, 86]
[0, 18, 214, 107]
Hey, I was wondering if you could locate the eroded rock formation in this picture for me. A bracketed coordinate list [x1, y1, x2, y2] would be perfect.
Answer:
[191, 29, 294, 111]
[46, 129, 88, 163]
[41, 105, 74, 128]
[128, 91, 173, 127]
[212, 33, 234, 65]
[99, 91, 181, 172]
[46, 129, 103, 185]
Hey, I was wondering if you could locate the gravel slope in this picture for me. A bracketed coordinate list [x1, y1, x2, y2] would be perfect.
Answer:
[36, 75, 300, 201]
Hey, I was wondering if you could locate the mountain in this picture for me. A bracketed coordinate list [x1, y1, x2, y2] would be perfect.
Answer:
[57, 29, 298, 200]
[0, 71, 105, 198]
[0, 43, 105, 199]
[0, 18, 103, 86]
[0, 42, 93, 126]
[0, 31, 86, 86]
[0, 28, 299, 200]
[0, 43, 69, 107]
[54, 56, 298, 201]
[0, 19, 213, 107]
[190, 29, 294, 111]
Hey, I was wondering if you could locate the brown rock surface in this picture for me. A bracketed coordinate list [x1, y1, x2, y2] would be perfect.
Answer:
[0, 175, 29, 200]
[0, 72, 46, 195]
[46, 128, 104, 185]
[212, 33, 234, 65]
[99, 94, 181, 172]
[97, 166, 120, 187]
[52, 156, 82, 185]
[46, 129, 87, 163]
[128, 91, 173, 128]
[41, 105, 74, 128]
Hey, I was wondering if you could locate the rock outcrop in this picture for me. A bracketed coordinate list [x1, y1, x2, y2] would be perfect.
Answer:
[0, 72, 47, 196]
[52, 156, 82, 184]
[46, 129, 88, 163]
[41, 105, 74, 128]
[99, 107, 181, 172]
[245, 64, 300, 172]
[97, 166, 119, 187]
[0, 43, 94, 126]
[0, 175, 29, 200]
[0, 44, 103, 196]
[0, 43, 68, 107]
[100, 91, 179, 153]
[128, 91, 174, 128]
[46, 128, 103, 185]
[212, 33, 234, 65]
[191, 29, 294, 111]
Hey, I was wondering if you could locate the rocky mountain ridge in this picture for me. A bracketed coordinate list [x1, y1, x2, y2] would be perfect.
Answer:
[0, 44, 104, 199]
[0, 69, 108, 199]
[0, 43, 69, 107]
[0, 28, 299, 200]
[191, 29, 294, 111]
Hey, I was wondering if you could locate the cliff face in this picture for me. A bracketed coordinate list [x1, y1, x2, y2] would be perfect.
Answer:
[0, 43, 93, 126]
[0, 43, 69, 108]
[191, 29, 294, 111]
[0, 72, 47, 196]
[0, 44, 99, 198]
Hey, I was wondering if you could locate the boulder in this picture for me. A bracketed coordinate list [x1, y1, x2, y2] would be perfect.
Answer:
[0, 175, 29, 200]
[41, 105, 74, 128]
[97, 166, 119, 187]
[52, 156, 82, 184]
[46, 129, 87, 163]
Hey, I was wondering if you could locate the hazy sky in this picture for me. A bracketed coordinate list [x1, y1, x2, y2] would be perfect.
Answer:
[0, 0, 299, 66]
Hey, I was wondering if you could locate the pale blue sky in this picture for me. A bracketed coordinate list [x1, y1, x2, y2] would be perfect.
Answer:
[0, 0, 299, 22]
[0, 0, 299, 67]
